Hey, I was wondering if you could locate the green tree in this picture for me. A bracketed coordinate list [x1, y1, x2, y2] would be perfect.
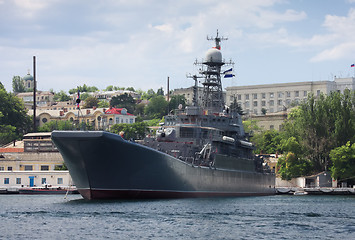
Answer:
[105, 85, 114, 91]
[12, 76, 25, 93]
[134, 102, 146, 116]
[38, 120, 75, 132]
[110, 122, 148, 140]
[0, 83, 31, 144]
[141, 89, 156, 100]
[80, 92, 90, 101]
[243, 119, 261, 136]
[330, 141, 355, 185]
[144, 95, 168, 119]
[82, 96, 99, 109]
[276, 152, 313, 180]
[53, 90, 71, 102]
[281, 91, 355, 172]
[168, 95, 186, 112]
[251, 130, 282, 154]
[0, 124, 17, 145]
[229, 96, 244, 115]
[126, 87, 135, 92]
[157, 87, 164, 96]
[69, 85, 98, 94]
[98, 100, 109, 108]
[110, 93, 136, 113]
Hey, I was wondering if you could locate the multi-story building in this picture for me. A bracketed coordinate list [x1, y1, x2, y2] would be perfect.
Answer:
[172, 86, 204, 106]
[171, 86, 226, 106]
[225, 77, 354, 116]
[0, 133, 72, 189]
[28, 107, 136, 130]
[16, 91, 55, 109]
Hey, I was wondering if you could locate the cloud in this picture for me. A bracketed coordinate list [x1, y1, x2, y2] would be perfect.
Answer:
[1, 0, 354, 92]
[310, 8, 355, 61]
[12, 0, 53, 18]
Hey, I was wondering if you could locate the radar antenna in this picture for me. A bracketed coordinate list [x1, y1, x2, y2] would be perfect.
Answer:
[207, 29, 228, 50]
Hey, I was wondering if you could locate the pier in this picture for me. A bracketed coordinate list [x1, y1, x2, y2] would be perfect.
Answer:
[276, 187, 355, 195]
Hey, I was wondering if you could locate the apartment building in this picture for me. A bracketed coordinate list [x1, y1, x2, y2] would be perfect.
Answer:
[225, 77, 354, 116]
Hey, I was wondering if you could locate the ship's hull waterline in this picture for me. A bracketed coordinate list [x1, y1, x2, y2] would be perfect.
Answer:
[52, 131, 275, 200]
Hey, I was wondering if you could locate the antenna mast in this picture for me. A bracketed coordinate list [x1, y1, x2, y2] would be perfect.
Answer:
[207, 29, 228, 50]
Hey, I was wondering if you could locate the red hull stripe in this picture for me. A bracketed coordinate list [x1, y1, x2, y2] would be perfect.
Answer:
[78, 189, 274, 200]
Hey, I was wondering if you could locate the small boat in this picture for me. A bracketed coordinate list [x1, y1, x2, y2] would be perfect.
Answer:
[276, 188, 291, 194]
[19, 185, 78, 195]
[293, 191, 308, 196]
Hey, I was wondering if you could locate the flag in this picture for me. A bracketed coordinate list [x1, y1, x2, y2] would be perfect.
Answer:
[351, 64, 355, 67]
[223, 68, 234, 78]
[76, 89, 81, 109]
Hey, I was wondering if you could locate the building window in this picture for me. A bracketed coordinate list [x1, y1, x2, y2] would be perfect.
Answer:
[16, 178, 21, 184]
[237, 94, 241, 100]
[278, 100, 283, 106]
[253, 93, 257, 99]
[109, 118, 113, 125]
[295, 91, 299, 97]
[24, 165, 33, 171]
[304, 91, 307, 97]
[245, 94, 249, 100]
[4, 178, 9, 184]
[57, 178, 63, 184]
[116, 117, 119, 123]
[130, 118, 134, 124]
[317, 90, 321, 96]
[7, 166, 12, 171]
[41, 178, 47, 184]
[270, 93, 274, 98]
[278, 92, 283, 98]
[253, 101, 258, 107]
[286, 99, 291, 106]
[261, 101, 266, 107]
[253, 109, 257, 114]
[270, 125, 274, 130]
[0, 166, 4, 171]
[269, 100, 274, 106]
[261, 93, 266, 99]
[42, 118, 48, 123]
[270, 108, 274, 113]
[245, 101, 250, 108]
[286, 91, 291, 97]
[41, 165, 49, 171]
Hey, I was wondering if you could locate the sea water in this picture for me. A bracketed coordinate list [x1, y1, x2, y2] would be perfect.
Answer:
[0, 194, 354, 239]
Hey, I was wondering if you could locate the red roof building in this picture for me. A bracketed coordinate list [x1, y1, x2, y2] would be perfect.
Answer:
[104, 108, 136, 126]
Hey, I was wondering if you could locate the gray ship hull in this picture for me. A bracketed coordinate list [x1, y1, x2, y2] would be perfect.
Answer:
[52, 131, 275, 200]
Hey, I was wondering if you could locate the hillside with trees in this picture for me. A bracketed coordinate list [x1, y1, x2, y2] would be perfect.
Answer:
[250, 90, 355, 184]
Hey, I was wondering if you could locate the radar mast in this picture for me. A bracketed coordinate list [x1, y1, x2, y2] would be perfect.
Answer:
[198, 30, 230, 113]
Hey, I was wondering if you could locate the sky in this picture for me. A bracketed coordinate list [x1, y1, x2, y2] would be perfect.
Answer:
[1, 0, 355, 94]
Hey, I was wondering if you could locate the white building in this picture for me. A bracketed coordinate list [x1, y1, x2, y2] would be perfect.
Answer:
[0, 133, 72, 189]
[225, 77, 354, 116]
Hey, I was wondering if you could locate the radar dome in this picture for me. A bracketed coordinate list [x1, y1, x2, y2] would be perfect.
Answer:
[204, 48, 222, 63]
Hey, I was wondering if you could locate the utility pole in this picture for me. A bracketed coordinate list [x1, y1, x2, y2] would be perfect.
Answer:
[33, 56, 36, 132]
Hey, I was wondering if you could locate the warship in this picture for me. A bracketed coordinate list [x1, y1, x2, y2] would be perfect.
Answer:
[51, 31, 275, 200]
